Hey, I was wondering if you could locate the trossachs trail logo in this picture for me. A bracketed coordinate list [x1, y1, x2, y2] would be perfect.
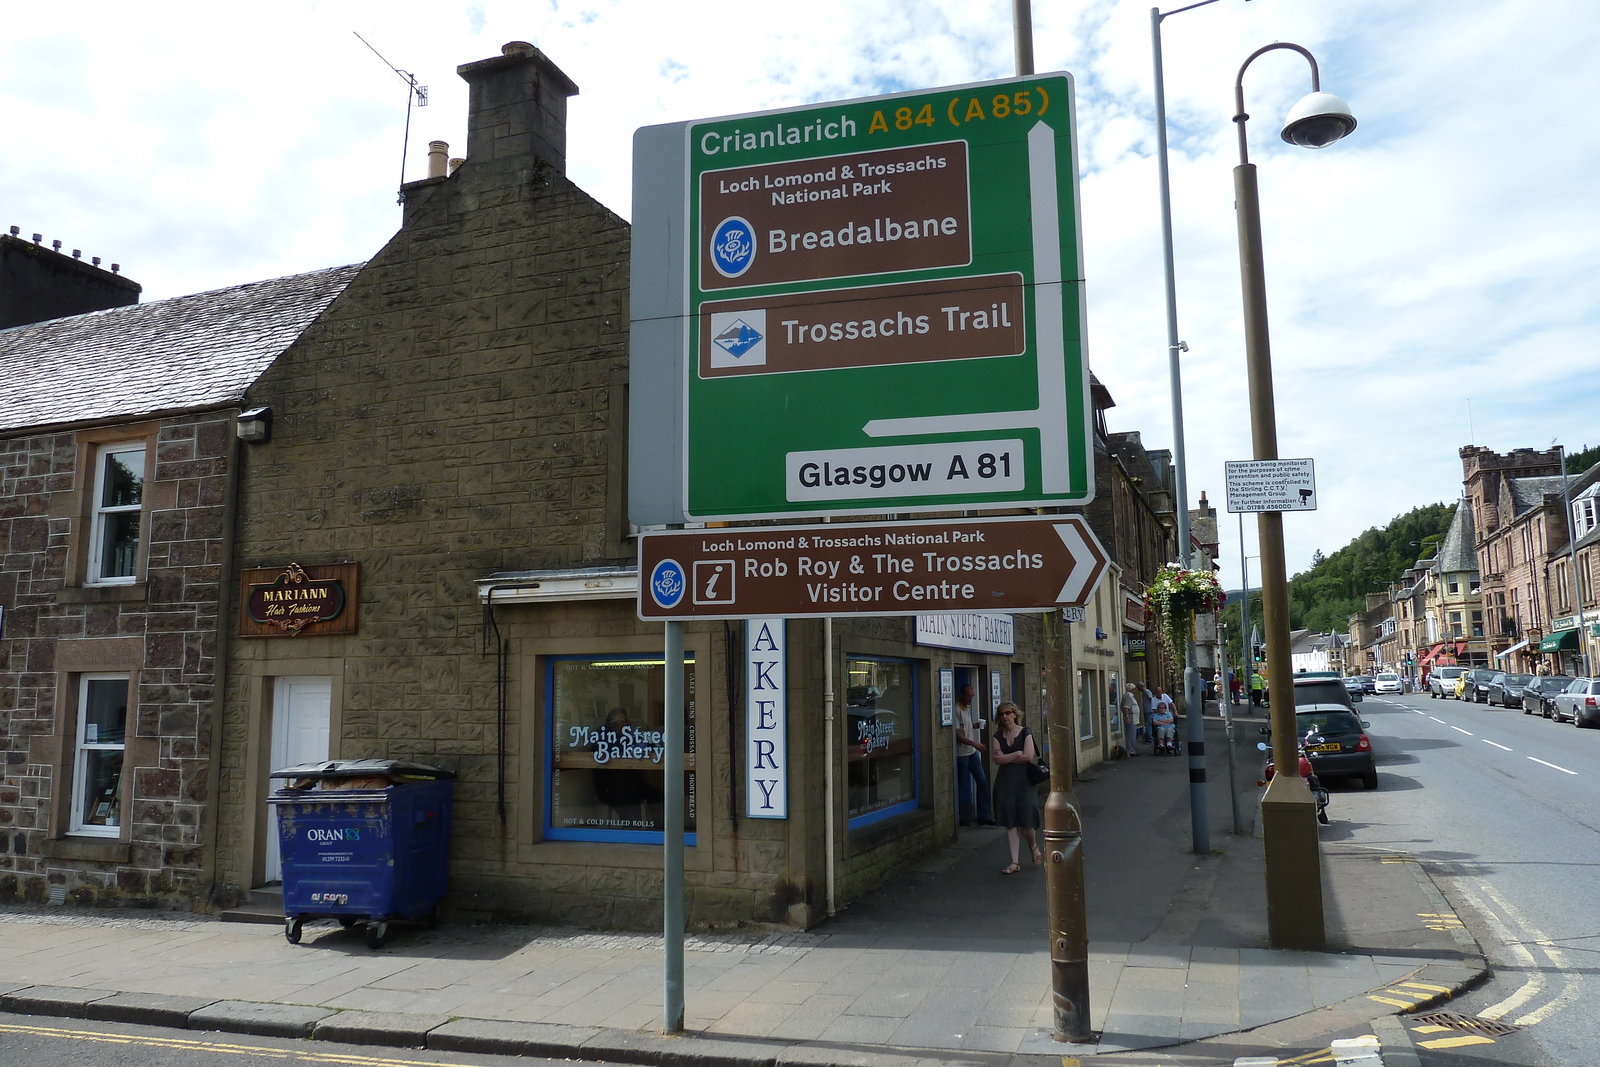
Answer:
[710, 309, 766, 368]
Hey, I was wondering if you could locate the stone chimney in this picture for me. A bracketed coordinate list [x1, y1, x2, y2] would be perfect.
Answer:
[456, 41, 579, 173]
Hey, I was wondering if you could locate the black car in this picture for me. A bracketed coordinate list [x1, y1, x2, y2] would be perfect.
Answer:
[1463, 668, 1499, 703]
[1487, 673, 1534, 708]
[1293, 676, 1361, 710]
[1294, 706, 1378, 789]
[1522, 676, 1573, 716]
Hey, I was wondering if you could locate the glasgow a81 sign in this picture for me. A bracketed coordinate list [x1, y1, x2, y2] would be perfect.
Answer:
[630, 74, 1094, 524]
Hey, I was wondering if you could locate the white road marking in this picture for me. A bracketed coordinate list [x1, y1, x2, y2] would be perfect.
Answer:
[1527, 757, 1578, 775]
[1451, 726, 1474, 736]
[1331, 1034, 1384, 1065]
[1483, 739, 1513, 751]
[1430, 716, 1447, 724]
[1413, 709, 1429, 715]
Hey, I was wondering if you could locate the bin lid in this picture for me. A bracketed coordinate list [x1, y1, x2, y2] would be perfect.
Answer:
[268, 758, 455, 781]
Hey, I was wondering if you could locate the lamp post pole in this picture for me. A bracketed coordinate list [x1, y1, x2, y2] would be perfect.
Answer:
[1152, 0, 1222, 856]
[1231, 41, 1354, 950]
[1558, 445, 1593, 676]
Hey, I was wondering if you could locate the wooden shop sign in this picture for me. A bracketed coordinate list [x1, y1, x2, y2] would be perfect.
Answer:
[239, 562, 360, 637]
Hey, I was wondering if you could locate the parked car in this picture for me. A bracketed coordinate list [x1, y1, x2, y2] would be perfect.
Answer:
[1463, 668, 1499, 703]
[1487, 673, 1534, 708]
[1292, 706, 1378, 789]
[1429, 666, 1468, 699]
[1551, 678, 1600, 726]
[1374, 672, 1403, 694]
[1523, 676, 1575, 716]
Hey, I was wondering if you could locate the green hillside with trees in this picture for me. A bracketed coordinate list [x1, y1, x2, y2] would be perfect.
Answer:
[1220, 502, 1458, 663]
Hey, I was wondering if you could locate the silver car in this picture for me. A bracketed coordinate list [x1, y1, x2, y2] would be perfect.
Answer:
[1429, 666, 1467, 699]
[1550, 678, 1600, 726]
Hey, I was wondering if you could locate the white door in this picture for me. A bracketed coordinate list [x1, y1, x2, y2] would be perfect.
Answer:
[264, 677, 332, 883]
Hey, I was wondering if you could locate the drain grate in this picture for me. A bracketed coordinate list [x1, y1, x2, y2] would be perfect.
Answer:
[1411, 1011, 1518, 1037]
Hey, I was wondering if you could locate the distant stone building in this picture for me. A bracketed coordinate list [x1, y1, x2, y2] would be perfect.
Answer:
[1462, 446, 1600, 674]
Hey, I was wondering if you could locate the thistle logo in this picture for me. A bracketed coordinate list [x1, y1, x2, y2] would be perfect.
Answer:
[710, 216, 756, 278]
[709, 309, 766, 368]
[650, 559, 687, 610]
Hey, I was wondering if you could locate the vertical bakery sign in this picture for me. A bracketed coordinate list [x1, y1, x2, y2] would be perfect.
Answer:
[238, 562, 361, 637]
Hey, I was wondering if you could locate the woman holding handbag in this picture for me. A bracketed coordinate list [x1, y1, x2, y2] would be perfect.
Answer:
[989, 702, 1042, 874]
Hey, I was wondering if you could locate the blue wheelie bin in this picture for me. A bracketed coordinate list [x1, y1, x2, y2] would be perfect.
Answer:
[268, 759, 453, 948]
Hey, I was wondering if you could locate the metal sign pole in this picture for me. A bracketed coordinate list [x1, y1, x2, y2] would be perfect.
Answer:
[663, 620, 685, 1033]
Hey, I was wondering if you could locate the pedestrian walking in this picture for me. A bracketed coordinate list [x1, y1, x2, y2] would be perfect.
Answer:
[1250, 670, 1265, 707]
[1119, 683, 1142, 757]
[989, 702, 1041, 873]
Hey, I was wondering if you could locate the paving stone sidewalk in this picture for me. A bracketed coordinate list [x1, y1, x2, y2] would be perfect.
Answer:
[0, 712, 1487, 1064]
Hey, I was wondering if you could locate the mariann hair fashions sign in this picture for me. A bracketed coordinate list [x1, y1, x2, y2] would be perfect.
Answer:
[745, 619, 787, 819]
[238, 562, 360, 637]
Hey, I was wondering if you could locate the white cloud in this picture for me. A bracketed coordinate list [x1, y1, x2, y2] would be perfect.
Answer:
[3, 0, 1597, 579]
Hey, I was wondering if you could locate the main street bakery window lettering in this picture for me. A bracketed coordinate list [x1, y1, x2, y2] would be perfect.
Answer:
[845, 657, 919, 829]
[545, 655, 696, 843]
[71, 675, 128, 836]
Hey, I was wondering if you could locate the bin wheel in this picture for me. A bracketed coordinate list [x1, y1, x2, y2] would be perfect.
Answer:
[365, 921, 389, 949]
[285, 917, 303, 945]
[424, 903, 440, 928]
[338, 917, 358, 929]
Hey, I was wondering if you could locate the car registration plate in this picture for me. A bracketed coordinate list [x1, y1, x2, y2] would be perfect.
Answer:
[1310, 743, 1342, 753]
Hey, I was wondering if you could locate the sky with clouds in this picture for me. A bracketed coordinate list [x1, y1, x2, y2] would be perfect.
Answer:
[5, 0, 1597, 583]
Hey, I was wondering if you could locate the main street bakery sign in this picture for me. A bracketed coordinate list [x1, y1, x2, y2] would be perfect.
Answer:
[238, 562, 360, 637]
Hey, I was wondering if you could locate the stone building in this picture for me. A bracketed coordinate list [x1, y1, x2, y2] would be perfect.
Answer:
[1415, 502, 1485, 675]
[205, 43, 1087, 930]
[1462, 446, 1600, 674]
[0, 265, 355, 905]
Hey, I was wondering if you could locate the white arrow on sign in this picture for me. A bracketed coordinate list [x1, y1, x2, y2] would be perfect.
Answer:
[1053, 520, 1108, 606]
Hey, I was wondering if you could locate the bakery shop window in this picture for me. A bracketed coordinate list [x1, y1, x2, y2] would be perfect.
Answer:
[71, 675, 129, 836]
[545, 654, 696, 843]
[845, 656, 919, 830]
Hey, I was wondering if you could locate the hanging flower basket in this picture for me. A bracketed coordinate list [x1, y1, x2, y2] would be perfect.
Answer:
[1146, 564, 1226, 658]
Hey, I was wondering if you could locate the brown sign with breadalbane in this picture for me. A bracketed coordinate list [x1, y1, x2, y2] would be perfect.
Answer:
[638, 515, 1107, 622]
[699, 141, 971, 289]
[239, 562, 360, 637]
[698, 273, 1024, 378]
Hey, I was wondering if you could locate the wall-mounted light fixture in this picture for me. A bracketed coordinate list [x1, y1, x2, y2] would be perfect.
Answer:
[236, 406, 272, 444]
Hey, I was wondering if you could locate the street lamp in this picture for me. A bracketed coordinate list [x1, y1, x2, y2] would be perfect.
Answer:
[1151, 0, 1226, 857]
[1230, 41, 1355, 951]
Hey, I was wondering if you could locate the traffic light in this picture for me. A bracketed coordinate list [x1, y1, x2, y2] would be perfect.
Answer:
[1252, 644, 1264, 662]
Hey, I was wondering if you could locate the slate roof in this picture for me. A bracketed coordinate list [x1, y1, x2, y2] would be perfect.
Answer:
[0, 263, 362, 433]
[1509, 475, 1565, 511]
[1436, 502, 1477, 573]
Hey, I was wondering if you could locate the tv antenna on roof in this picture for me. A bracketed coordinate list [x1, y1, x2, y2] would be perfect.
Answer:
[355, 32, 429, 204]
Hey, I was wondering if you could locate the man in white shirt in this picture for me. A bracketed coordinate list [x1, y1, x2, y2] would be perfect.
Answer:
[954, 684, 993, 826]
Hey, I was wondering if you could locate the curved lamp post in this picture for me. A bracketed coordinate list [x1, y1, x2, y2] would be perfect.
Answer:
[1231, 42, 1354, 951]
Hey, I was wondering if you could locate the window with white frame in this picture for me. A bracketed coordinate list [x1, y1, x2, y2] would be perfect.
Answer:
[1575, 498, 1598, 540]
[87, 445, 145, 584]
[72, 675, 129, 836]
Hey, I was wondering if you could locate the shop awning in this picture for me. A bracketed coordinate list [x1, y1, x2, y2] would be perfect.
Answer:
[1417, 647, 1442, 666]
[1539, 628, 1579, 653]
[1496, 638, 1530, 659]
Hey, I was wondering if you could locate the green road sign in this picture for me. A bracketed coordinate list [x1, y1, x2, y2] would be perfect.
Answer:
[630, 74, 1092, 524]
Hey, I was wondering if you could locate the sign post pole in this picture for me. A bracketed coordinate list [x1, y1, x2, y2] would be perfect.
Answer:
[1042, 609, 1089, 1041]
[663, 620, 685, 1033]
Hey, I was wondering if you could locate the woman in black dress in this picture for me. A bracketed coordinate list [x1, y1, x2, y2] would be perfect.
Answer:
[989, 702, 1042, 874]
